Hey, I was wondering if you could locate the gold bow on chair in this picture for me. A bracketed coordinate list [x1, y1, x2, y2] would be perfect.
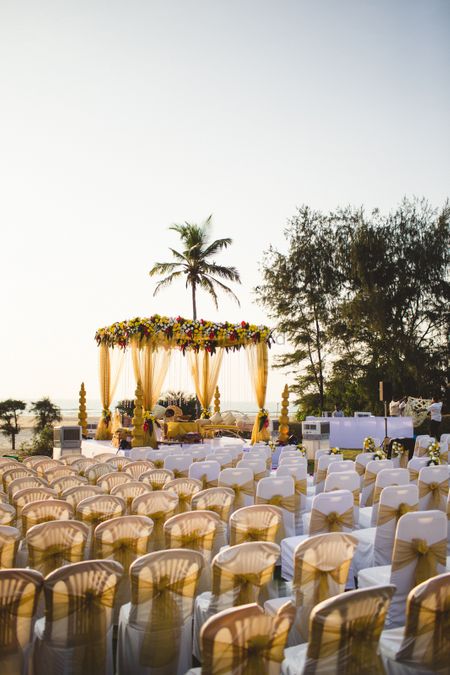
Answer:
[94, 536, 144, 572]
[315, 468, 328, 486]
[253, 471, 267, 483]
[363, 471, 377, 506]
[139, 569, 200, 670]
[294, 479, 307, 497]
[199, 474, 218, 490]
[309, 508, 353, 535]
[227, 481, 255, 501]
[213, 562, 274, 606]
[392, 537, 447, 586]
[308, 610, 387, 675]
[256, 494, 296, 513]
[377, 501, 417, 526]
[231, 522, 280, 545]
[172, 469, 188, 479]
[0, 586, 37, 660]
[354, 462, 365, 477]
[294, 558, 351, 607]
[146, 510, 171, 550]
[168, 527, 215, 556]
[409, 468, 419, 482]
[418, 480, 448, 510]
[29, 542, 84, 576]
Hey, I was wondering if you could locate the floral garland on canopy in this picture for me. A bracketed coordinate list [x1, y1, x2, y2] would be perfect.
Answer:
[95, 315, 273, 353]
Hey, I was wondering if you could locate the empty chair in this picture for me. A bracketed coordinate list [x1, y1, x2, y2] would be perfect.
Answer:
[33, 560, 123, 675]
[0, 525, 21, 568]
[70, 457, 99, 477]
[33, 459, 63, 477]
[189, 448, 207, 462]
[218, 468, 255, 511]
[354, 452, 376, 486]
[117, 549, 204, 675]
[281, 585, 395, 675]
[276, 463, 308, 535]
[379, 572, 450, 674]
[256, 476, 296, 538]
[408, 456, 430, 483]
[190, 602, 295, 675]
[281, 491, 354, 581]
[237, 457, 267, 481]
[13, 487, 58, 522]
[26, 520, 89, 576]
[193, 542, 280, 660]
[414, 436, 433, 457]
[189, 460, 221, 489]
[266, 533, 358, 645]
[110, 481, 152, 513]
[359, 467, 410, 527]
[314, 454, 344, 494]
[191, 487, 235, 523]
[206, 452, 234, 471]
[61, 454, 92, 466]
[93, 515, 154, 620]
[93, 452, 119, 463]
[106, 456, 132, 472]
[22, 455, 52, 470]
[361, 459, 394, 507]
[76, 494, 126, 554]
[327, 460, 355, 474]
[139, 468, 174, 490]
[131, 491, 178, 551]
[86, 463, 114, 485]
[97, 471, 130, 493]
[44, 466, 78, 483]
[0, 569, 43, 675]
[61, 484, 104, 509]
[0, 502, 16, 526]
[144, 450, 169, 468]
[358, 510, 449, 627]
[8, 476, 47, 501]
[278, 455, 307, 468]
[324, 471, 360, 523]
[2, 467, 36, 491]
[418, 465, 448, 512]
[49, 475, 87, 495]
[164, 454, 193, 478]
[350, 484, 419, 576]
[163, 477, 202, 514]
[230, 504, 283, 546]
[124, 460, 155, 480]
[22, 499, 73, 535]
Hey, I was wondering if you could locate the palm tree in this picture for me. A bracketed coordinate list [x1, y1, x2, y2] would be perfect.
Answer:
[149, 216, 241, 319]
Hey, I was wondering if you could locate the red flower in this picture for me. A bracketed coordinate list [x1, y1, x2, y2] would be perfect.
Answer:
[209, 331, 215, 339]
[241, 321, 247, 328]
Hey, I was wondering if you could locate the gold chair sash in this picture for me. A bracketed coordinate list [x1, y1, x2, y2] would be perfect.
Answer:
[231, 522, 280, 546]
[253, 471, 267, 483]
[294, 558, 351, 607]
[94, 536, 144, 572]
[172, 469, 189, 479]
[409, 468, 419, 482]
[398, 453, 408, 469]
[309, 507, 353, 535]
[363, 470, 377, 506]
[354, 462, 365, 477]
[168, 527, 215, 555]
[294, 479, 307, 497]
[315, 469, 327, 486]
[307, 610, 387, 674]
[213, 562, 274, 606]
[376, 501, 417, 526]
[199, 474, 218, 490]
[138, 569, 200, 669]
[29, 541, 84, 576]
[256, 494, 296, 512]
[228, 481, 255, 499]
[418, 480, 448, 510]
[392, 537, 447, 587]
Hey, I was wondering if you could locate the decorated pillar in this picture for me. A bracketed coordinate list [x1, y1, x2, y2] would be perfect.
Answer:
[132, 381, 144, 448]
[78, 382, 88, 438]
[214, 386, 221, 414]
[278, 384, 290, 444]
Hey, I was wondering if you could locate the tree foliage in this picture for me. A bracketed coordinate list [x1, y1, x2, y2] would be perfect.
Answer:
[258, 198, 450, 415]
[0, 399, 27, 450]
[149, 215, 241, 319]
[29, 397, 62, 434]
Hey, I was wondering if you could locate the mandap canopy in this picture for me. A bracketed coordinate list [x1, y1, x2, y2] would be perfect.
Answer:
[95, 315, 274, 446]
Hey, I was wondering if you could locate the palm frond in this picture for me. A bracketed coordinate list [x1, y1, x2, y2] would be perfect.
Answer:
[202, 237, 233, 257]
[202, 263, 241, 283]
[203, 274, 241, 306]
[149, 262, 182, 277]
[199, 276, 219, 309]
[168, 248, 189, 263]
[153, 271, 184, 295]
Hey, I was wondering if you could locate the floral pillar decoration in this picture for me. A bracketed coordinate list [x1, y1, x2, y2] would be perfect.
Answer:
[132, 381, 144, 448]
[214, 386, 221, 414]
[78, 382, 88, 438]
[278, 384, 290, 444]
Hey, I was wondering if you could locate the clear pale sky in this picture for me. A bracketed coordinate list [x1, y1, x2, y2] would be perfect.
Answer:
[1, 0, 449, 406]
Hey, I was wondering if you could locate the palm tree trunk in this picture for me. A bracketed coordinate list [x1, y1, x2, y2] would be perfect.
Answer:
[192, 281, 197, 320]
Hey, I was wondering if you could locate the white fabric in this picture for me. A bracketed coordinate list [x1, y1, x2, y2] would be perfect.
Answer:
[314, 454, 344, 494]
[354, 453, 374, 488]
[358, 510, 448, 627]
[326, 461, 355, 474]
[324, 471, 360, 523]
[256, 477, 296, 538]
[367, 468, 410, 526]
[163, 455, 193, 475]
[276, 463, 308, 535]
[428, 402, 443, 422]
[408, 457, 430, 482]
[418, 465, 448, 512]
[360, 460, 393, 507]
[188, 461, 220, 486]
[218, 468, 255, 510]
[237, 458, 267, 478]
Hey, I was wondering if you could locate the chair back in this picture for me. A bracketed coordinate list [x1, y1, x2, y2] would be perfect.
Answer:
[163, 477, 202, 514]
[189, 460, 221, 489]
[97, 471, 130, 493]
[2, 467, 36, 491]
[408, 457, 429, 483]
[327, 460, 355, 474]
[373, 484, 419, 566]
[93, 515, 153, 572]
[139, 468, 174, 490]
[304, 586, 395, 673]
[131, 490, 178, 551]
[164, 510, 221, 563]
[0, 503, 16, 526]
[370, 468, 410, 525]
[106, 456, 132, 472]
[230, 504, 283, 546]
[61, 485, 104, 508]
[256, 476, 296, 538]
[237, 458, 267, 482]
[276, 463, 308, 515]
[354, 453, 374, 485]
[315, 455, 344, 493]
[70, 458, 98, 476]
[92, 452, 117, 463]
[292, 532, 359, 640]
[50, 475, 87, 495]
[0, 525, 20, 568]
[26, 520, 89, 576]
[418, 465, 448, 512]
[110, 481, 151, 513]
[309, 490, 354, 536]
[45, 466, 78, 483]
[75, 494, 125, 533]
[324, 471, 360, 521]
[163, 454, 193, 478]
[361, 459, 393, 507]
[191, 487, 235, 523]
[218, 468, 255, 511]
[22, 499, 73, 535]
[200, 602, 295, 675]
[123, 460, 154, 480]
[86, 463, 114, 484]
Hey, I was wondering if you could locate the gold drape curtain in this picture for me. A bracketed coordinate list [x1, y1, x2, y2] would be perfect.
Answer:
[96, 345, 124, 440]
[132, 341, 171, 447]
[188, 349, 224, 417]
[246, 342, 270, 444]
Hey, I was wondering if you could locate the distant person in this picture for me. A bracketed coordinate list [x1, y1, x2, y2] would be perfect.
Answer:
[332, 403, 344, 418]
[427, 394, 443, 440]
[398, 395, 407, 416]
[389, 397, 400, 416]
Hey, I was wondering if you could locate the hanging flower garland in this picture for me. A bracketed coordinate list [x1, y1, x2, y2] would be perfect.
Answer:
[95, 315, 273, 353]
[257, 409, 270, 432]
[143, 411, 160, 434]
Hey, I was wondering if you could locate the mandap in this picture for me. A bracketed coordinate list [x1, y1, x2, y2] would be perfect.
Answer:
[94, 315, 274, 447]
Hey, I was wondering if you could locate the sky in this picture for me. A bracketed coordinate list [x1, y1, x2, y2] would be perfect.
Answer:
[0, 0, 449, 408]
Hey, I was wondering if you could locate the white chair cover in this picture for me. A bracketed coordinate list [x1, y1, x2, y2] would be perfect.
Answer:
[256, 477, 296, 538]
[163, 455, 193, 479]
[229, 505, 283, 546]
[359, 468, 410, 528]
[188, 461, 221, 490]
[324, 471, 360, 524]
[360, 460, 393, 508]
[276, 464, 308, 535]
[218, 468, 255, 511]
[418, 465, 448, 512]
[407, 456, 429, 483]
[314, 455, 344, 494]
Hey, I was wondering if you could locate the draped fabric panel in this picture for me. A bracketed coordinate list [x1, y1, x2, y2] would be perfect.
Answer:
[96, 345, 124, 440]
[188, 349, 224, 417]
[131, 342, 171, 447]
[246, 342, 270, 444]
